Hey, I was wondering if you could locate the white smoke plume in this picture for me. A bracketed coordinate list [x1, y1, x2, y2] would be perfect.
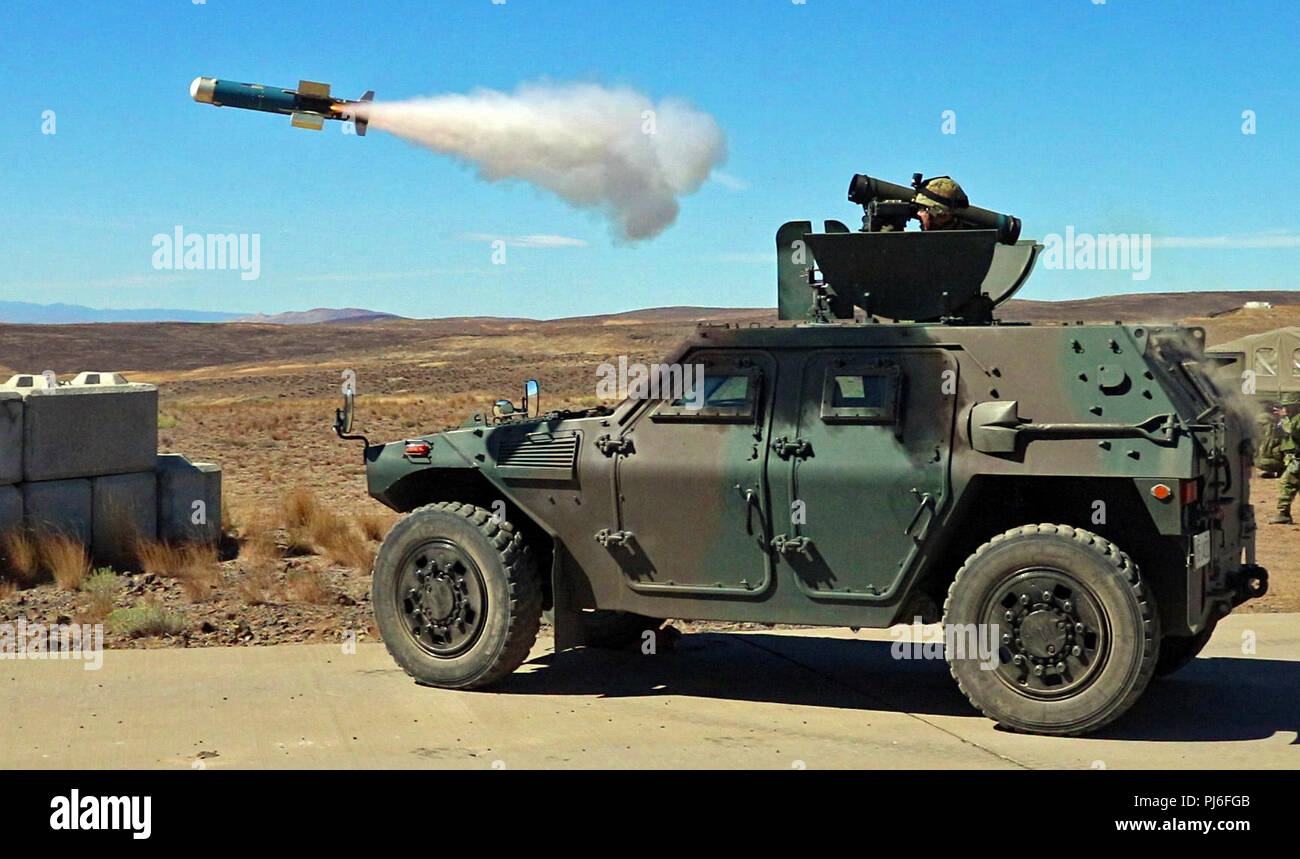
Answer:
[354, 82, 727, 241]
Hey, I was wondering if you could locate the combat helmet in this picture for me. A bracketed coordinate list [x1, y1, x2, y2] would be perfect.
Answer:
[914, 176, 969, 212]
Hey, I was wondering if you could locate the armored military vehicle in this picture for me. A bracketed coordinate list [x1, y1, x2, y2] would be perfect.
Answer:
[337, 173, 1268, 736]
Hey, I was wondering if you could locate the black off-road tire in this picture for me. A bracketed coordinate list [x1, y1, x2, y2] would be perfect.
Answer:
[1154, 617, 1218, 678]
[576, 610, 664, 649]
[372, 502, 541, 689]
[943, 524, 1160, 736]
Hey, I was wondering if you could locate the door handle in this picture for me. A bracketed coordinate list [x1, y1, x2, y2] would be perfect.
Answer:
[736, 484, 769, 546]
[905, 490, 934, 537]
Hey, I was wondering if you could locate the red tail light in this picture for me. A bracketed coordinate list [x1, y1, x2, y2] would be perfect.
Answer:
[405, 441, 431, 457]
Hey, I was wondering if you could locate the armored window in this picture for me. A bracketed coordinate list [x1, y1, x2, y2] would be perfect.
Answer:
[653, 370, 761, 422]
[1255, 347, 1278, 377]
[820, 363, 901, 423]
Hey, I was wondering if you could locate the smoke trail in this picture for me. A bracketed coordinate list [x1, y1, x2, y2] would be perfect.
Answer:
[354, 82, 727, 241]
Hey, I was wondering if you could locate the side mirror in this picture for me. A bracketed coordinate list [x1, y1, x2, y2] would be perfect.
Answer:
[335, 387, 355, 435]
[525, 379, 539, 417]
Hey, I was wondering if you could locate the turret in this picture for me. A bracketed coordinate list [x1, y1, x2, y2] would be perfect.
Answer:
[776, 173, 1043, 324]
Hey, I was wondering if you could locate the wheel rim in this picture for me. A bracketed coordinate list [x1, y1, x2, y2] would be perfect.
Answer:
[394, 539, 487, 658]
[980, 566, 1110, 699]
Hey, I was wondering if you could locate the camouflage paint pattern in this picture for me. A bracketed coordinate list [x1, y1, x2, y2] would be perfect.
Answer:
[362, 228, 1261, 644]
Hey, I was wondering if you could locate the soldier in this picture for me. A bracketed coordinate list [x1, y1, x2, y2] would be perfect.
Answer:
[1255, 401, 1285, 478]
[1269, 391, 1300, 523]
[915, 176, 969, 231]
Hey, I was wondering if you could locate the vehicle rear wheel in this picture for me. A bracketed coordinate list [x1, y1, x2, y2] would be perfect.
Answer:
[576, 610, 664, 649]
[372, 502, 541, 689]
[943, 524, 1160, 736]
[1155, 617, 1218, 678]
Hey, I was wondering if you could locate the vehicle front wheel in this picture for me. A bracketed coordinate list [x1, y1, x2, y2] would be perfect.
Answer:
[372, 502, 542, 689]
[943, 524, 1160, 736]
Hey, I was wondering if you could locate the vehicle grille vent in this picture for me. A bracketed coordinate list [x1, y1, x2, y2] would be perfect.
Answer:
[498, 433, 579, 471]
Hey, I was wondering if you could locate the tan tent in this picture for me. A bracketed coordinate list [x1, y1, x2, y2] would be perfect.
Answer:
[1207, 326, 1300, 401]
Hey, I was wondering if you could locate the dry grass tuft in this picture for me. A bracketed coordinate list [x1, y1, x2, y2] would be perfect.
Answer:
[237, 566, 279, 606]
[107, 598, 185, 638]
[221, 492, 235, 532]
[285, 569, 331, 604]
[323, 525, 376, 572]
[281, 488, 337, 554]
[0, 579, 16, 600]
[240, 530, 282, 569]
[43, 536, 91, 591]
[357, 509, 396, 542]
[278, 488, 376, 571]
[80, 568, 120, 622]
[137, 540, 223, 602]
[1, 531, 41, 585]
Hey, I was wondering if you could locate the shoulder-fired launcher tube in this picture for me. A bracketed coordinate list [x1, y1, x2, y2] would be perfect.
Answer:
[848, 173, 1021, 244]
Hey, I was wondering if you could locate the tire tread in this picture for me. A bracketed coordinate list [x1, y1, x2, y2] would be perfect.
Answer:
[942, 523, 1159, 736]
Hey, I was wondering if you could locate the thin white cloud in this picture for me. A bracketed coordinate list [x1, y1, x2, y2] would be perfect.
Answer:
[710, 171, 749, 191]
[1152, 232, 1300, 249]
[458, 233, 589, 248]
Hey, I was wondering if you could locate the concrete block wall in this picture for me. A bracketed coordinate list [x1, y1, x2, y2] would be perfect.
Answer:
[21, 384, 158, 482]
[92, 472, 158, 567]
[0, 485, 21, 535]
[0, 373, 221, 570]
[22, 478, 93, 544]
[0, 393, 20, 485]
[157, 455, 222, 544]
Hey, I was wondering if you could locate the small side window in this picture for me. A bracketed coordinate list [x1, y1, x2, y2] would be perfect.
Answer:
[654, 369, 761, 421]
[1255, 348, 1278, 377]
[821, 363, 901, 423]
[1291, 348, 1300, 376]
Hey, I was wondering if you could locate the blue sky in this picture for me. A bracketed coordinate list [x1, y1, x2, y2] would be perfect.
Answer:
[2, 0, 1296, 318]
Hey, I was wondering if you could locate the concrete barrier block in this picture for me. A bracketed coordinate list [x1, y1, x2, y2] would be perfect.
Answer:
[23, 478, 93, 543]
[0, 393, 20, 485]
[92, 472, 157, 566]
[0, 374, 44, 392]
[157, 455, 222, 543]
[0, 485, 21, 536]
[71, 371, 130, 387]
[23, 384, 158, 482]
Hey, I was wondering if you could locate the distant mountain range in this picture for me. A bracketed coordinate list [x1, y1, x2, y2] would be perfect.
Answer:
[1, 291, 1295, 326]
[0, 301, 402, 325]
[231, 308, 403, 325]
[0, 301, 239, 324]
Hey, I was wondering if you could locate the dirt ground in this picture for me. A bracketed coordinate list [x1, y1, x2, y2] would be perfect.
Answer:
[0, 307, 1296, 647]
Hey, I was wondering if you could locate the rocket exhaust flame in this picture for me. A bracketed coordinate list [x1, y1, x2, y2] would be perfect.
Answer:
[350, 82, 727, 241]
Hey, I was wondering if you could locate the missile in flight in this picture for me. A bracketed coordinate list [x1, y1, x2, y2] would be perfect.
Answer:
[190, 77, 374, 135]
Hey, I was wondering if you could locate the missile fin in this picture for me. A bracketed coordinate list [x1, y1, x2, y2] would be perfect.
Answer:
[355, 91, 374, 136]
[298, 80, 331, 97]
[290, 112, 325, 131]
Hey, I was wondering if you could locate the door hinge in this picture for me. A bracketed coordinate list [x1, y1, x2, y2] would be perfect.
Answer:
[594, 528, 634, 547]
[770, 436, 813, 459]
[770, 534, 814, 559]
[595, 434, 635, 457]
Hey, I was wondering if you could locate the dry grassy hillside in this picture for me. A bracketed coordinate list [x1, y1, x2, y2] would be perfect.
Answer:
[0, 298, 1295, 648]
